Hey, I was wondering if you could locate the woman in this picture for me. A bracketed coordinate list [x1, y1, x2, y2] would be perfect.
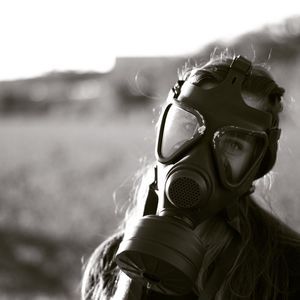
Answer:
[82, 53, 300, 300]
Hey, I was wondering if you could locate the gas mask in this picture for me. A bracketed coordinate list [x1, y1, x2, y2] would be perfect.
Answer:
[116, 56, 281, 297]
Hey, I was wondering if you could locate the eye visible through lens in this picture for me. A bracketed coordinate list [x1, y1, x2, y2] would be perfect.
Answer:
[221, 137, 245, 155]
[215, 130, 265, 184]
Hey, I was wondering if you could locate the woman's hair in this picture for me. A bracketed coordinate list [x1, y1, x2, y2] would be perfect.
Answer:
[81, 52, 300, 300]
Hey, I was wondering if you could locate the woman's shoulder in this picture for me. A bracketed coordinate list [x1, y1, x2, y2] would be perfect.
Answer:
[284, 243, 300, 299]
[97, 231, 124, 268]
[95, 231, 124, 290]
[82, 231, 124, 300]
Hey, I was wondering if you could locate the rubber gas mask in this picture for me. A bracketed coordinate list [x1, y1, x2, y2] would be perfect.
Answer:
[116, 56, 281, 297]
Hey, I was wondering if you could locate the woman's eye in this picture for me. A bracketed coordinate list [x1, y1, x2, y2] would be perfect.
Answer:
[224, 140, 243, 154]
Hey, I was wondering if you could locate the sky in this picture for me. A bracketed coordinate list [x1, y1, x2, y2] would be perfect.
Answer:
[0, 0, 299, 80]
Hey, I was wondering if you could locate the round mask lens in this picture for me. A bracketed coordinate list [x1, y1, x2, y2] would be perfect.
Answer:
[159, 105, 205, 160]
[214, 128, 267, 185]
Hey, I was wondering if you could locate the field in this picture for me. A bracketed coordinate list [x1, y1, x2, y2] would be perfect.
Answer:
[0, 111, 156, 299]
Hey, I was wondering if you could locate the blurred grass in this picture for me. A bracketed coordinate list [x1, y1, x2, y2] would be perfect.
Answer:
[0, 111, 156, 299]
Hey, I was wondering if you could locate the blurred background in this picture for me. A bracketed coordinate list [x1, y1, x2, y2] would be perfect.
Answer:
[0, 1, 300, 299]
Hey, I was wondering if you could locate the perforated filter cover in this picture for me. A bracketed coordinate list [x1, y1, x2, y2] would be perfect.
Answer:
[166, 169, 209, 208]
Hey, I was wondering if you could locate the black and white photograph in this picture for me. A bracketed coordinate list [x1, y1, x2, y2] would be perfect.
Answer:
[0, 1, 300, 299]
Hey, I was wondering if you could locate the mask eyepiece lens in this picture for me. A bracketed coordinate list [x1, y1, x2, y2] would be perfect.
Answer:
[157, 104, 205, 162]
[213, 127, 268, 186]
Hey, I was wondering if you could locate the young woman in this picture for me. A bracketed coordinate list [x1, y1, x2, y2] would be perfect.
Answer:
[82, 53, 300, 300]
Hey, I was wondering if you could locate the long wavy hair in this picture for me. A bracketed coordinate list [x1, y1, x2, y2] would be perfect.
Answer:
[81, 52, 300, 300]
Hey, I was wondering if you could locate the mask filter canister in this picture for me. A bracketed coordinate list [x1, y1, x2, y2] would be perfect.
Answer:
[116, 215, 205, 295]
